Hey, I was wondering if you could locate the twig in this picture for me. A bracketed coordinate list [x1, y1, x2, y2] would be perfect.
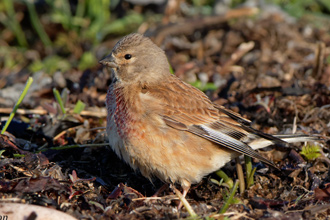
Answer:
[0, 108, 107, 118]
[152, 7, 259, 45]
[312, 41, 325, 80]
[38, 143, 108, 152]
[219, 41, 255, 75]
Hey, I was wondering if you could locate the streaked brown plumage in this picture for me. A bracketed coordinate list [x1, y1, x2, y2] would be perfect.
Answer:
[100, 33, 316, 198]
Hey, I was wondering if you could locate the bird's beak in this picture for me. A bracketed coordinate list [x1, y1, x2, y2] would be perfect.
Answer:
[99, 55, 118, 68]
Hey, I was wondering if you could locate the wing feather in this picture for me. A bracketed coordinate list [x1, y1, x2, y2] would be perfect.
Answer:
[141, 75, 278, 167]
[189, 125, 277, 167]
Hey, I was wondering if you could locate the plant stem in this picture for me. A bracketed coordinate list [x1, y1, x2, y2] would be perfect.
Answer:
[235, 158, 245, 194]
[220, 180, 239, 214]
[245, 155, 254, 187]
[216, 170, 234, 189]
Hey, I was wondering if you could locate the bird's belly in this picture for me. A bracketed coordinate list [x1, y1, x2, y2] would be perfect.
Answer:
[109, 116, 236, 185]
[107, 118, 135, 169]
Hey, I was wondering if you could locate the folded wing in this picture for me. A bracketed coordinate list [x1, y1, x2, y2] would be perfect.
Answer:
[143, 75, 279, 167]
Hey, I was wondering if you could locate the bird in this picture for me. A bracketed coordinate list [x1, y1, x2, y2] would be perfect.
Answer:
[99, 33, 317, 199]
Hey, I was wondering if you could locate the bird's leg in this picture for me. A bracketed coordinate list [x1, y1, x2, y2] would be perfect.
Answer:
[177, 184, 189, 209]
[142, 183, 169, 206]
[172, 179, 191, 209]
[152, 183, 169, 197]
[172, 182, 196, 216]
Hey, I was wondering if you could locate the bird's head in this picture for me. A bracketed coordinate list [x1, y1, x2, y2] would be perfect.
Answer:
[100, 33, 170, 84]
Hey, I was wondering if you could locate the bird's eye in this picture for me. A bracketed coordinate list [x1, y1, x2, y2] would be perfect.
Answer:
[124, 54, 132, 60]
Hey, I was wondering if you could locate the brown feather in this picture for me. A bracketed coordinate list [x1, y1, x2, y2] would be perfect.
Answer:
[140, 74, 277, 167]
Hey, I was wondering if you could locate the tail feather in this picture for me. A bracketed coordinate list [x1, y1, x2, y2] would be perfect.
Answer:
[249, 134, 320, 150]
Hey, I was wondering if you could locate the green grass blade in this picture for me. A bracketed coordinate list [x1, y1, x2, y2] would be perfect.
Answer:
[1, 77, 33, 134]
[220, 180, 239, 214]
[26, 1, 52, 47]
[3, 0, 28, 47]
[247, 167, 257, 188]
[73, 100, 86, 114]
[245, 155, 254, 187]
[53, 88, 66, 114]
[216, 170, 234, 189]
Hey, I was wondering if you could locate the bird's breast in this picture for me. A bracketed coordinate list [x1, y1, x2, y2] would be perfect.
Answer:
[106, 84, 145, 140]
